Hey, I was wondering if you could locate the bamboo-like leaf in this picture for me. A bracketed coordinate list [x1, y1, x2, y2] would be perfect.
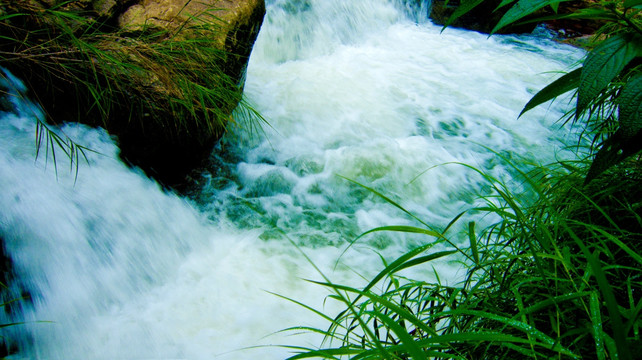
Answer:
[267, 291, 338, 325]
[589, 291, 607, 360]
[368, 309, 427, 360]
[284, 345, 361, 359]
[440, 309, 579, 357]
[518, 291, 592, 316]
[339, 176, 431, 228]
[491, 0, 569, 34]
[393, 250, 458, 274]
[468, 222, 479, 265]
[513, 8, 619, 24]
[625, 297, 642, 335]
[578, 33, 642, 115]
[496, 0, 518, 9]
[444, 0, 485, 28]
[617, 72, 642, 139]
[624, 0, 642, 9]
[358, 225, 442, 239]
[519, 68, 581, 117]
[0, 321, 26, 329]
[354, 244, 454, 304]
[565, 226, 633, 360]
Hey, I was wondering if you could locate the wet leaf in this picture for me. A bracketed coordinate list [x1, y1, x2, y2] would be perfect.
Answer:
[578, 33, 642, 115]
[618, 72, 642, 139]
[444, 0, 485, 28]
[624, 0, 642, 9]
[519, 68, 581, 117]
[492, 0, 568, 34]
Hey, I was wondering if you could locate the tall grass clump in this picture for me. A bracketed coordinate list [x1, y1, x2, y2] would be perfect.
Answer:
[280, 155, 641, 359]
[278, 1, 642, 359]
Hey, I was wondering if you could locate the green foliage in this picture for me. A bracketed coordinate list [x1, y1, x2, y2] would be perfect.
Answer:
[1, 68, 91, 180]
[281, 157, 642, 359]
[279, 2, 642, 358]
[0, 0, 264, 143]
[491, 0, 572, 34]
[450, 0, 642, 183]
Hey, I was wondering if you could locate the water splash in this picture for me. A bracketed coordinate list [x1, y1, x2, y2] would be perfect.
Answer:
[0, 0, 584, 358]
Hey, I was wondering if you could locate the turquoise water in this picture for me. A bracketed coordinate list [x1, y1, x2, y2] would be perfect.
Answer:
[0, 0, 584, 358]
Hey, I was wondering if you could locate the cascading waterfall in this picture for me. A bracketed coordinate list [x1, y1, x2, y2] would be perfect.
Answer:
[1, 0, 584, 358]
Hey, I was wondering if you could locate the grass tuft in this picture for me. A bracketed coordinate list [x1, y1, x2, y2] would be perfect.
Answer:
[280, 154, 642, 359]
[0, 0, 266, 147]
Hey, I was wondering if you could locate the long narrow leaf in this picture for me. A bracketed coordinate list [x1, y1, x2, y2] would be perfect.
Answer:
[444, 0, 485, 29]
[564, 226, 633, 360]
[578, 33, 642, 115]
[617, 72, 642, 139]
[590, 291, 607, 360]
[492, 0, 569, 34]
[519, 68, 581, 117]
[439, 309, 578, 356]
[368, 309, 427, 360]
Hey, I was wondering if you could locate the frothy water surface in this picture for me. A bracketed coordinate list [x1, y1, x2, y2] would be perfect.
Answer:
[1, 0, 583, 358]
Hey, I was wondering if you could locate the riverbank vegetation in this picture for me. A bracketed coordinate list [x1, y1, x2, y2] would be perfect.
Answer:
[0, 0, 264, 185]
[0, 0, 254, 132]
[282, 1, 642, 359]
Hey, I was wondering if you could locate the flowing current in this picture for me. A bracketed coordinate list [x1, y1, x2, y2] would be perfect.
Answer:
[1, 0, 584, 358]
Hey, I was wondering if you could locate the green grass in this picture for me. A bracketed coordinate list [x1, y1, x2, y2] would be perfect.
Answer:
[0, 0, 264, 146]
[278, 154, 642, 359]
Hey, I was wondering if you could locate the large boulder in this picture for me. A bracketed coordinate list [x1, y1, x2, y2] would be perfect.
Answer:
[0, 0, 265, 188]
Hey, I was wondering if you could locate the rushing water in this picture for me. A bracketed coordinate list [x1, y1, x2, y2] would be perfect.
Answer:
[0, 0, 584, 358]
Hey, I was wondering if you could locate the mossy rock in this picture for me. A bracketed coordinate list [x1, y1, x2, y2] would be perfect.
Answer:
[0, 0, 266, 188]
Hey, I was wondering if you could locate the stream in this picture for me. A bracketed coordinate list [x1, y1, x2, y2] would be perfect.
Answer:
[0, 0, 584, 358]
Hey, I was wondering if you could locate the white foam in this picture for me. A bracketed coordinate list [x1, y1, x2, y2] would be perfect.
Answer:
[0, 0, 584, 358]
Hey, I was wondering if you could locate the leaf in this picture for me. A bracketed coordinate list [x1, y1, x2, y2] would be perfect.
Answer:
[617, 72, 642, 139]
[590, 291, 607, 360]
[444, 0, 485, 28]
[369, 309, 428, 360]
[491, 0, 568, 34]
[496, 0, 518, 10]
[585, 133, 625, 183]
[565, 228, 633, 360]
[468, 222, 479, 265]
[519, 68, 582, 117]
[438, 309, 579, 356]
[578, 34, 642, 115]
[624, 0, 642, 9]
[523, 8, 619, 22]
[585, 129, 642, 183]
